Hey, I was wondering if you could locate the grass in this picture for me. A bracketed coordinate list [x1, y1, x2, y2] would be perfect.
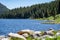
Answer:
[48, 14, 60, 24]
[10, 37, 24, 40]
[56, 36, 60, 40]
[27, 37, 33, 40]
[10, 36, 60, 40]
[45, 37, 55, 40]
[36, 14, 60, 24]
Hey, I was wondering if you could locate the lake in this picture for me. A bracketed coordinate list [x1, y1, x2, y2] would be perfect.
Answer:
[0, 19, 60, 35]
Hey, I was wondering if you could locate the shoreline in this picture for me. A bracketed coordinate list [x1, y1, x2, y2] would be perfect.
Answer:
[0, 29, 60, 40]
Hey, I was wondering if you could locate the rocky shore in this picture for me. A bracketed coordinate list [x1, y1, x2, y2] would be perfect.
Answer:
[0, 29, 60, 40]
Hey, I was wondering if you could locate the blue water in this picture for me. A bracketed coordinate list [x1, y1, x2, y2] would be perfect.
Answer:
[0, 19, 60, 35]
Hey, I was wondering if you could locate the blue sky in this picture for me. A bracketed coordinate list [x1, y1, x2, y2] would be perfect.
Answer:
[0, 0, 54, 9]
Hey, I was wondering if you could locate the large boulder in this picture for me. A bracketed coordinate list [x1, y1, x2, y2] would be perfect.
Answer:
[8, 32, 26, 40]
[17, 29, 34, 35]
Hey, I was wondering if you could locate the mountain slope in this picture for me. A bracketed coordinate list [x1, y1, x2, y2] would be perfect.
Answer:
[0, 3, 9, 14]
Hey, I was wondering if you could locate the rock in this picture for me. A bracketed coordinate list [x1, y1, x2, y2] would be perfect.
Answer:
[1, 37, 10, 40]
[41, 35, 55, 39]
[0, 35, 5, 40]
[33, 31, 41, 38]
[43, 28, 54, 36]
[17, 29, 34, 35]
[22, 33, 29, 38]
[0, 35, 10, 40]
[8, 32, 26, 40]
[56, 31, 60, 36]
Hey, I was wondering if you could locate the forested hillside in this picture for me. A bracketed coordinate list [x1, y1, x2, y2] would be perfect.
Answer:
[0, 0, 60, 19]
[0, 3, 9, 14]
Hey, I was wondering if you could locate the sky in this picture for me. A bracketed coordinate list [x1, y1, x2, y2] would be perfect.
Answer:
[0, 0, 54, 9]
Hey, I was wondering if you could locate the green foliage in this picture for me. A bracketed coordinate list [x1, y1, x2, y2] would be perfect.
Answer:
[45, 37, 55, 40]
[10, 37, 24, 40]
[26, 36, 33, 40]
[56, 36, 60, 40]
[47, 16, 54, 20]
[10, 36, 60, 40]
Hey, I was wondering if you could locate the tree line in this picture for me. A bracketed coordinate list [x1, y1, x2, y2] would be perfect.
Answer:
[0, 0, 60, 19]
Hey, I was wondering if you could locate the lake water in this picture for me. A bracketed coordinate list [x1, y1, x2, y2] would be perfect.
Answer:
[0, 19, 60, 35]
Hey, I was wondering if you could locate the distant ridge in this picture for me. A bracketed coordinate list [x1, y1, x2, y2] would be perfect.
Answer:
[0, 3, 9, 14]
